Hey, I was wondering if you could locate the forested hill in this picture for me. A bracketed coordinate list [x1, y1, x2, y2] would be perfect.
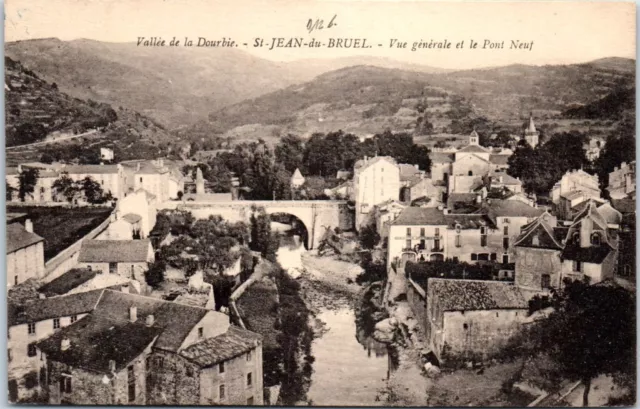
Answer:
[562, 87, 635, 120]
[5, 57, 117, 147]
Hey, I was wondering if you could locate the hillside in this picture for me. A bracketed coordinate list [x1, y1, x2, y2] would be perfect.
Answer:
[4, 38, 454, 128]
[5, 57, 181, 165]
[197, 59, 634, 143]
[562, 86, 635, 120]
[5, 57, 117, 147]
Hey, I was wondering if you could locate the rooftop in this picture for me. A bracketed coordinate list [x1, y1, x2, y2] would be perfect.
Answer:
[354, 156, 397, 171]
[429, 152, 454, 163]
[180, 326, 262, 368]
[484, 199, 543, 218]
[38, 268, 97, 297]
[457, 144, 490, 154]
[9, 289, 104, 326]
[561, 243, 613, 264]
[489, 154, 510, 166]
[37, 314, 161, 374]
[392, 207, 448, 226]
[78, 239, 151, 263]
[62, 164, 120, 175]
[6, 222, 44, 254]
[121, 213, 142, 224]
[183, 193, 233, 202]
[429, 278, 528, 311]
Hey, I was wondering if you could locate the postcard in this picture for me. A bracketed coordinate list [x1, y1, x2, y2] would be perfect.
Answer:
[4, 0, 636, 406]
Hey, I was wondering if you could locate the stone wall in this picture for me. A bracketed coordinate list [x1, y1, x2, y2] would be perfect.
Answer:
[514, 247, 562, 290]
[147, 349, 200, 405]
[199, 347, 264, 405]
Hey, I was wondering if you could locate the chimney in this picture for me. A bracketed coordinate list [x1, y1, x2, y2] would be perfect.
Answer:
[129, 306, 137, 322]
[24, 219, 33, 233]
[61, 337, 71, 351]
[145, 315, 155, 327]
[437, 205, 444, 211]
[38, 293, 46, 299]
[136, 163, 141, 172]
[476, 194, 482, 204]
[109, 360, 116, 373]
[443, 208, 450, 215]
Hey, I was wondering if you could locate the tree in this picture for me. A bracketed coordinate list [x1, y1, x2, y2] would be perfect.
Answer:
[40, 152, 55, 164]
[81, 176, 105, 204]
[526, 280, 635, 406]
[275, 134, 305, 173]
[52, 172, 80, 203]
[145, 260, 166, 287]
[249, 206, 278, 262]
[18, 168, 39, 202]
[359, 223, 381, 250]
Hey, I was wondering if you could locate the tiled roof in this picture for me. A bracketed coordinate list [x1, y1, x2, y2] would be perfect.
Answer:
[561, 191, 585, 200]
[489, 154, 510, 166]
[392, 207, 448, 226]
[38, 268, 97, 297]
[597, 203, 622, 225]
[6, 167, 19, 175]
[484, 199, 543, 218]
[92, 290, 211, 352]
[444, 213, 494, 229]
[78, 239, 151, 263]
[121, 213, 142, 224]
[6, 213, 27, 224]
[134, 162, 169, 175]
[429, 278, 528, 311]
[354, 156, 397, 171]
[6, 223, 44, 254]
[291, 168, 305, 180]
[180, 326, 262, 367]
[489, 171, 521, 185]
[561, 244, 613, 264]
[457, 144, 489, 154]
[429, 153, 455, 163]
[514, 214, 564, 250]
[62, 164, 120, 175]
[136, 188, 157, 200]
[399, 164, 422, 181]
[611, 197, 635, 215]
[37, 314, 161, 374]
[8, 289, 104, 326]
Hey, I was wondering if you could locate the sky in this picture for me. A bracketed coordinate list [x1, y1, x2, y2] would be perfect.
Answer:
[4, 0, 636, 69]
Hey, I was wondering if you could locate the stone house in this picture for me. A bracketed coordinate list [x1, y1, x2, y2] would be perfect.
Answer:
[77, 240, 154, 291]
[290, 168, 306, 188]
[8, 289, 104, 402]
[387, 200, 542, 268]
[550, 169, 601, 208]
[7, 220, 45, 288]
[61, 164, 126, 200]
[37, 290, 263, 405]
[514, 201, 619, 293]
[353, 156, 401, 230]
[423, 278, 528, 365]
[608, 161, 635, 200]
[6, 165, 59, 202]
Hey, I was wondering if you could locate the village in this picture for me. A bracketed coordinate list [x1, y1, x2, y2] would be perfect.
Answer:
[5, 111, 636, 406]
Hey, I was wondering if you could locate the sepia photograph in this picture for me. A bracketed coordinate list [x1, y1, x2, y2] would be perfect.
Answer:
[3, 0, 636, 406]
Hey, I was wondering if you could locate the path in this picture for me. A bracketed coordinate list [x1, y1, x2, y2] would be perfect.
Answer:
[6, 129, 98, 150]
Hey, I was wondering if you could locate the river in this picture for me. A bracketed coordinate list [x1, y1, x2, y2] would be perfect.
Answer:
[273, 224, 390, 406]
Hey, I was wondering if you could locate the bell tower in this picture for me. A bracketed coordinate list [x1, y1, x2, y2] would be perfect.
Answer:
[524, 112, 540, 148]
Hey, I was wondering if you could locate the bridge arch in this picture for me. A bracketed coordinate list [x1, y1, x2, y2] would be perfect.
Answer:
[269, 212, 310, 250]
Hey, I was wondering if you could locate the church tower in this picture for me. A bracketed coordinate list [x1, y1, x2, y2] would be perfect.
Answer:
[524, 113, 540, 148]
[469, 129, 480, 145]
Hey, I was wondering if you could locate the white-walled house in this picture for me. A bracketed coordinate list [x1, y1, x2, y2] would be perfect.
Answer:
[353, 156, 401, 230]
[7, 220, 45, 288]
[8, 289, 104, 402]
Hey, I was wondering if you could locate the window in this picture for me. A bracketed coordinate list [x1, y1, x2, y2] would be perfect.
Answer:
[157, 356, 164, 368]
[453, 257, 459, 263]
[405, 239, 411, 250]
[8, 349, 12, 363]
[219, 362, 225, 374]
[27, 343, 37, 357]
[502, 254, 509, 264]
[503, 237, 509, 249]
[246, 352, 252, 362]
[146, 356, 151, 370]
[131, 265, 135, 279]
[468, 171, 473, 176]
[186, 366, 194, 377]
[14, 275, 18, 286]
[591, 233, 601, 246]
[435, 228, 440, 237]
[198, 327, 204, 338]
[503, 218, 510, 224]
[433, 238, 440, 251]
[139, 177, 143, 183]
[490, 253, 497, 261]
[463, 323, 468, 330]
[455, 224, 461, 234]
[109, 262, 117, 274]
[455, 234, 461, 247]
[420, 228, 425, 237]
[127, 365, 135, 402]
[419, 239, 426, 250]
[480, 229, 487, 247]
[532, 234, 539, 246]
[572, 232, 580, 244]
[572, 261, 582, 273]
[503, 226, 509, 235]
[28, 323, 36, 335]
[247, 372, 252, 387]
[471, 253, 478, 261]
[53, 318, 60, 330]
[71, 315, 78, 323]
[219, 384, 226, 400]
[406, 228, 411, 237]
[247, 397, 254, 405]
[60, 374, 72, 394]
[496, 312, 499, 317]
[541, 274, 551, 289]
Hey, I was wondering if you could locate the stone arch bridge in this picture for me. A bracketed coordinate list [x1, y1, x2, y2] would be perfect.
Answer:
[160, 200, 353, 249]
